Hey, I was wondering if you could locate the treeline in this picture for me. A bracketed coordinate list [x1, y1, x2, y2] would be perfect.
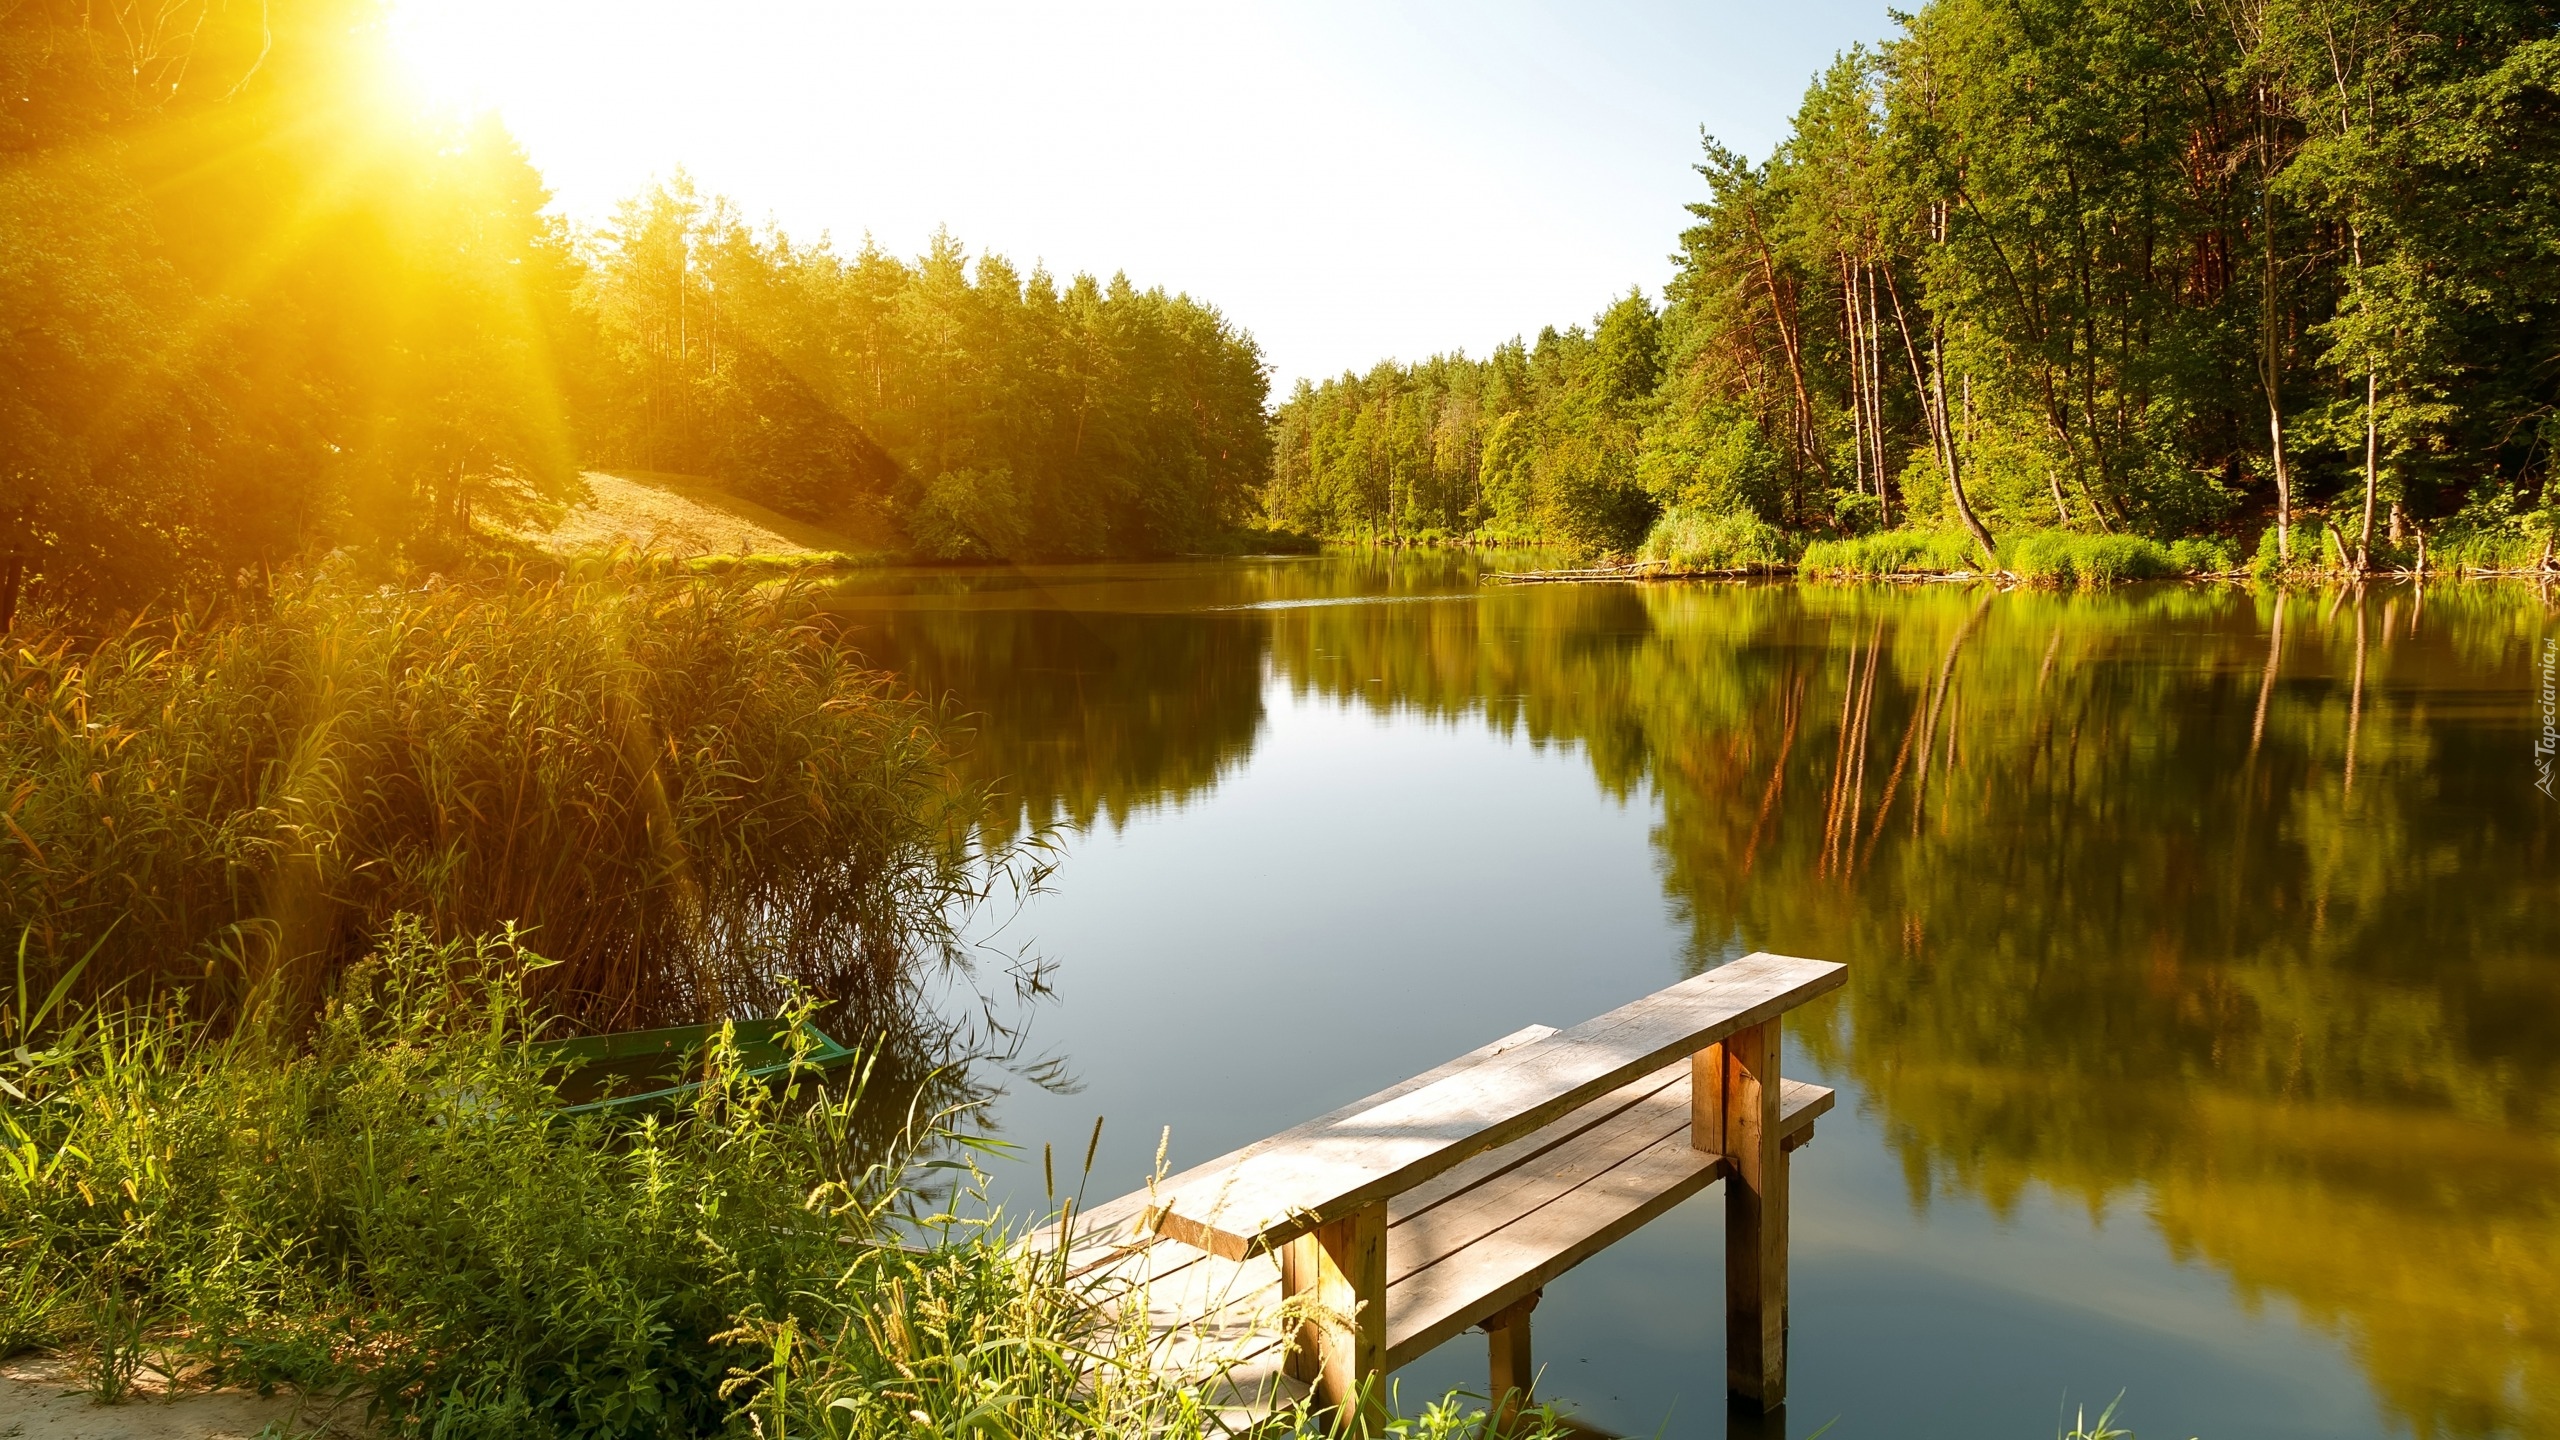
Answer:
[0, 0, 1270, 629]
[1270, 0, 2560, 564]
[582, 182, 1270, 560]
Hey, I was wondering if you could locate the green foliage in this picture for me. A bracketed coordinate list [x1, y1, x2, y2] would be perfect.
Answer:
[1278, 0, 2558, 564]
[1636, 508, 1794, 571]
[0, 562, 1004, 1030]
[0, 925, 1551, 1440]
[1800, 530, 1982, 577]
[2434, 502, 2558, 572]
[2164, 538, 2240, 576]
[0, 925, 977, 1438]
[1267, 302, 1662, 557]
[2251, 523, 2305, 578]
[581, 199, 1272, 561]
[0, 10, 1269, 632]
[2003, 533, 2182, 586]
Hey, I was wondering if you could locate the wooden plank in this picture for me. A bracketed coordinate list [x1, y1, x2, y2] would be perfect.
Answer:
[1390, 1065, 1686, 1227]
[1192, 1339, 1303, 1434]
[1381, 1078, 1829, 1371]
[1390, 1075, 1691, 1288]
[1072, 1227, 1299, 1433]
[1704, 1021, 1786, 1410]
[1385, 1125, 1715, 1368]
[1093, 1071, 1830, 1418]
[1052, 1023, 1560, 1260]
[1151, 954, 1844, 1257]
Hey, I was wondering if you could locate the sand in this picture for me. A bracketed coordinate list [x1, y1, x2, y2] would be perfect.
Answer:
[0, 1354, 360, 1440]
[521, 470, 863, 559]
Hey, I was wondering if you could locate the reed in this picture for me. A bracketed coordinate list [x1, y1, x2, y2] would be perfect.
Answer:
[1636, 508, 1795, 572]
[1799, 529, 1983, 577]
[2002, 532, 2188, 584]
[0, 560, 1010, 1032]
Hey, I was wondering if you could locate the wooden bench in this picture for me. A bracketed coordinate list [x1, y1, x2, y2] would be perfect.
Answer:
[1047, 951, 1844, 1430]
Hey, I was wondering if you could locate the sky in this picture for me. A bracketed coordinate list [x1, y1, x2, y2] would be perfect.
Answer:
[386, 1, 1901, 391]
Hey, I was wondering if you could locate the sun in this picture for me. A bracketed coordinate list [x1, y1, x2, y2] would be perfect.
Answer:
[381, 0, 516, 118]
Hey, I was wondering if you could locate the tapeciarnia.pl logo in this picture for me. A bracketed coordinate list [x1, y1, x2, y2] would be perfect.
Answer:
[2539, 636, 2557, 800]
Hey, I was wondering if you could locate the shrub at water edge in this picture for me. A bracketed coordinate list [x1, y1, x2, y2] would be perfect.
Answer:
[1636, 508, 1795, 571]
[1799, 530, 1984, 577]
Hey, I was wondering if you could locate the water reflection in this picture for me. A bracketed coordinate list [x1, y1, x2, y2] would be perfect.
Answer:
[826, 560, 2556, 1439]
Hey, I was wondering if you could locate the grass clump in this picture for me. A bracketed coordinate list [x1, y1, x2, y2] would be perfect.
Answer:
[1636, 508, 1794, 571]
[0, 926, 1546, 1440]
[1799, 529, 1984, 577]
[2003, 532, 2184, 585]
[0, 925, 1013, 1437]
[2432, 506, 2557, 572]
[0, 560, 1007, 1031]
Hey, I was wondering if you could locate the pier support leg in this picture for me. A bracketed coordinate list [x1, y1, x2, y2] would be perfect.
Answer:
[1282, 1202, 1386, 1431]
[1484, 1289, 1540, 1433]
[1694, 1019, 1787, 1411]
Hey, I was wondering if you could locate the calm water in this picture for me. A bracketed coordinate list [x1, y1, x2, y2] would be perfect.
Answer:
[824, 554, 2556, 1440]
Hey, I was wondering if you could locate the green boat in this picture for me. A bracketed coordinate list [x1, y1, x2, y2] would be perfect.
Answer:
[533, 1018, 862, 1118]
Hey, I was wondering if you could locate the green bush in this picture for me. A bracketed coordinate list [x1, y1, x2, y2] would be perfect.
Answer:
[1799, 529, 1983, 576]
[0, 928, 1546, 1440]
[2250, 522, 2308, 577]
[2166, 537, 2240, 575]
[3, 926, 886, 1436]
[1636, 507, 1793, 570]
[2434, 507, 2557, 572]
[2003, 532, 2181, 585]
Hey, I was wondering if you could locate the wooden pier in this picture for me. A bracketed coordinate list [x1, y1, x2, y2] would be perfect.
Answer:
[1043, 951, 1845, 1431]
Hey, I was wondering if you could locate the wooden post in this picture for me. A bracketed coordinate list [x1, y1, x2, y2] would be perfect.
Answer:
[1694, 1019, 1787, 1410]
[1281, 1202, 1386, 1429]
[1484, 1289, 1541, 1433]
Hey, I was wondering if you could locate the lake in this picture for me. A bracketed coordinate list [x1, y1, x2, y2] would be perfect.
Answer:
[826, 554, 2555, 1440]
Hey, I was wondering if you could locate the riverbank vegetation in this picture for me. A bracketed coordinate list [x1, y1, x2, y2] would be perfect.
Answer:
[2, 927, 1526, 1440]
[0, 562, 1003, 1034]
[1266, 0, 2560, 576]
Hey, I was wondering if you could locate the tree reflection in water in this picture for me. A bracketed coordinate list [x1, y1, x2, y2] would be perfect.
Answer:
[831, 559, 2555, 1439]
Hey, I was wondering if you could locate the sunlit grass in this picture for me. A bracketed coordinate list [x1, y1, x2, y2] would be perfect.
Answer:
[0, 559, 1009, 1033]
[0, 930, 1551, 1440]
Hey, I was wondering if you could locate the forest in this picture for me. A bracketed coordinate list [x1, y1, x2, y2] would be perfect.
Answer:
[1, 0, 1272, 631]
[1268, 0, 2560, 572]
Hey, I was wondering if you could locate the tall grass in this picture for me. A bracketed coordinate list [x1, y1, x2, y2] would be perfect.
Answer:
[2432, 511, 2556, 573]
[1799, 529, 1984, 576]
[1799, 528, 2236, 583]
[0, 560, 1011, 1031]
[0, 928, 1540, 1440]
[1635, 508, 1794, 571]
[2004, 532, 2198, 584]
